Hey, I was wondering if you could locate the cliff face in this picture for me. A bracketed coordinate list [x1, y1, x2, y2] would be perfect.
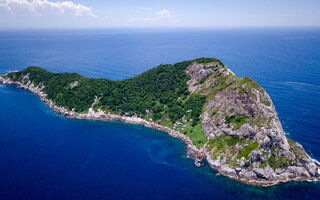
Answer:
[1, 58, 319, 186]
[185, 62, 320, 184]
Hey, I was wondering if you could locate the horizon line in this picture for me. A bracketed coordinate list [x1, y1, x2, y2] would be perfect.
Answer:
[1, 26, 320, 31]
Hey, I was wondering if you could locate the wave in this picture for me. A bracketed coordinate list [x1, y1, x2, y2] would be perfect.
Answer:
[284, 81, 320, 88]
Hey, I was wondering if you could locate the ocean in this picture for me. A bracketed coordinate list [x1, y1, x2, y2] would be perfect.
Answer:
[0, 28, 320, 199]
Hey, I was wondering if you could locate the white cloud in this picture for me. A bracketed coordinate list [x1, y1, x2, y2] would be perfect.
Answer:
[142, 9, 171, 22]
[0, 0, 97, 17]
[157, 9, 170, 18]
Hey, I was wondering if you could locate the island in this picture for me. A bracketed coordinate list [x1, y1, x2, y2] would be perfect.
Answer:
[1, 58, 319, 186]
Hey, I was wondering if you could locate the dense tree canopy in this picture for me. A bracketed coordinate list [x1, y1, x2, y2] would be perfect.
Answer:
[7, 58, 221, 126]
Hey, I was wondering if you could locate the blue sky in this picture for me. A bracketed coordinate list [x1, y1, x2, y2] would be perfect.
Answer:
[0, 0, 319, 29]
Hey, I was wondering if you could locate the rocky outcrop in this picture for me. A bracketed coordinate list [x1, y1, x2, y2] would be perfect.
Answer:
[184, 62, 320, 186]
[1, 60, 320, 186]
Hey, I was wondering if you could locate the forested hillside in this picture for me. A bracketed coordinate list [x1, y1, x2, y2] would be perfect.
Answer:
[6, 58, 222, 147]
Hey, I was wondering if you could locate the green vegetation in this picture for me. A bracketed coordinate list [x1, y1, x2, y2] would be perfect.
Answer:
[265, 144, 298, 170]
[211, 111, 217, 117]
[224, 114, 271, 131]
[287, 136, 307, 162]
[234, 77, 261, 99]
[208, 134, 297, 170]
[225, 115, 247, 130]
[233, 76, 272, 107]
[287, 137, 296, 146]
[261, 98, 271, 106]
[259, 161, 268, 168]
[208, 134, 259, 166]
[201, 69, 236, 98]
[6, 58, 224, 147]
[237, 142, 259, 159]
[267, 155, 290, 170]
[246, 117, 273, 129]
[199, 73, 212, 84]
[182, 123, 207, 148]
[238, 86, 246, 95]
[208, 134, 240, 160]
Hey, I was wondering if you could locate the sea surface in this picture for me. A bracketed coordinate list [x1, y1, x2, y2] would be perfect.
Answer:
[0, 28, 320, 199]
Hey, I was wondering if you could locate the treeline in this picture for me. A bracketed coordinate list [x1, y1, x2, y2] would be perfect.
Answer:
[6, 58, 221, 125]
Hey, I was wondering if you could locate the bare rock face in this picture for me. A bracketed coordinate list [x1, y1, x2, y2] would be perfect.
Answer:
[185, 62, 220, 93]
[185, 62, 320, 185]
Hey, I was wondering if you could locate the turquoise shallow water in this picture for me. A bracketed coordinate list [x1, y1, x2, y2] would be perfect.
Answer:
[0, 28, 320, 199]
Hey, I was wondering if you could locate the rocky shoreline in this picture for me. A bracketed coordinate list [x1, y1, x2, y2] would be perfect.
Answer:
[1, 75, 319, 187]
[204, 149, 320, 186]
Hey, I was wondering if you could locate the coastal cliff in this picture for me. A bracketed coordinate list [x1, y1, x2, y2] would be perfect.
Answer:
[1, 58, 319, 186]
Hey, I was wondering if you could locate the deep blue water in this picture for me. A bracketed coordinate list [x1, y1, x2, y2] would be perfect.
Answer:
[0, 28, 320, 199]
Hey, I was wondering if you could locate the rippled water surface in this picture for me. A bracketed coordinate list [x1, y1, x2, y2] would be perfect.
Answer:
[0, 28, 320, 199]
